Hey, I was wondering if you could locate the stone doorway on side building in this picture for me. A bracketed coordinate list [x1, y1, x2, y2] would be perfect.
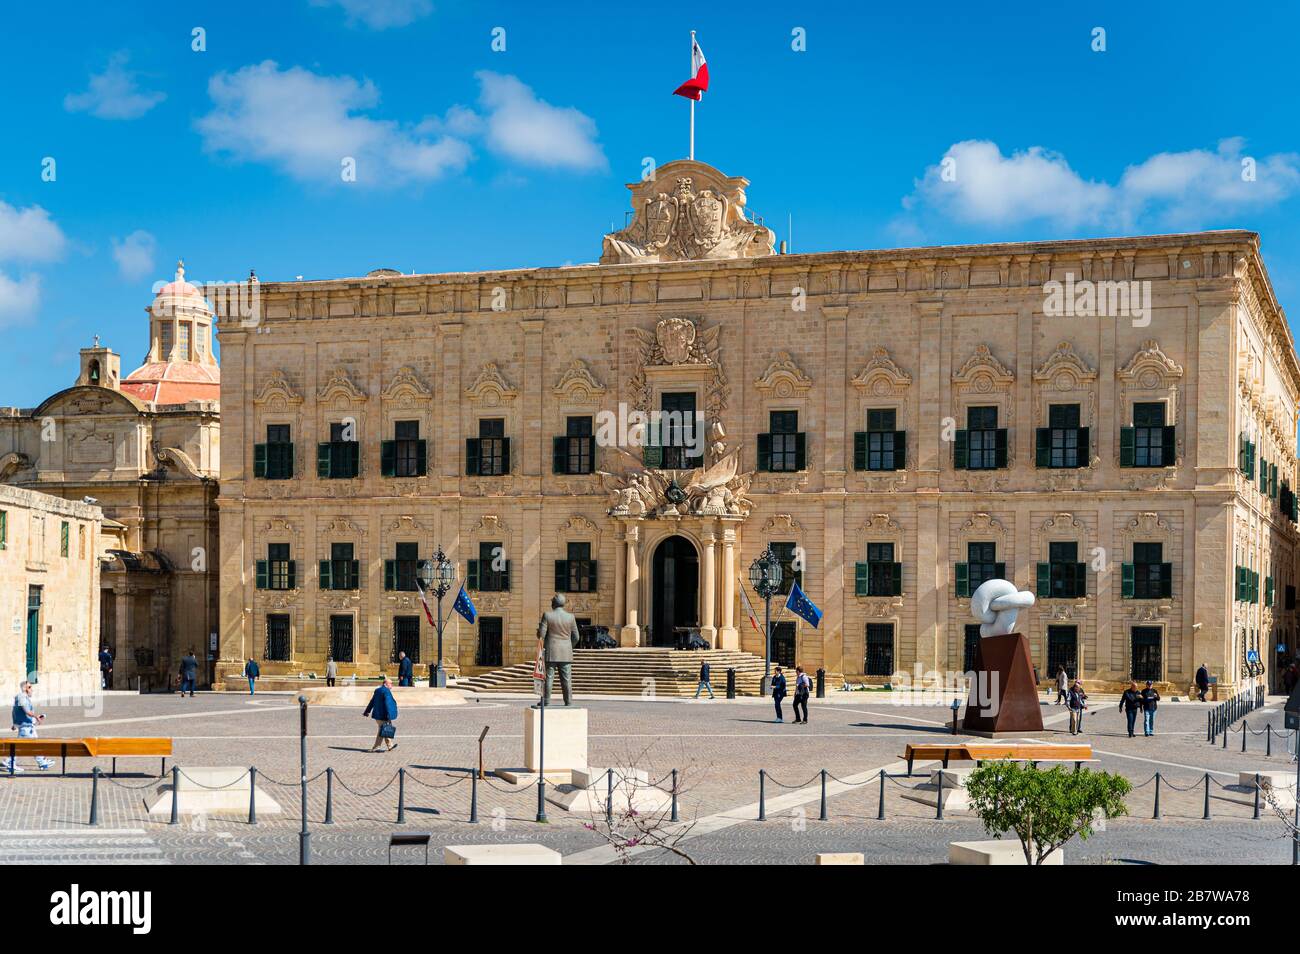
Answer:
[650, 535, 699, 648]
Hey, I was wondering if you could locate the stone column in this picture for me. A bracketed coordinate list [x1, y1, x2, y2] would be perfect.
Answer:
[700, 527, 717, 644]
[621, 526, 641, 646]
[613, 527, 625, 630]
[114, 586, 132, 689]
[718, 528, 738, 649]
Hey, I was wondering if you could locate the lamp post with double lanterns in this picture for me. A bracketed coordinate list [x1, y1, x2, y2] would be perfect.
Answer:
[749, 546, 784, 697]
[418, 549, 456, 688]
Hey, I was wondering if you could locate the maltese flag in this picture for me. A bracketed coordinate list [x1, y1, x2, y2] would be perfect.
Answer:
[673, 37, 709, 100]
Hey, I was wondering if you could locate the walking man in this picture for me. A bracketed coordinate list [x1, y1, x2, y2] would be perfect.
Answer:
[771, 666, 787, 723]
[792, 666, 812, 724]
[325, 656, 337, 688]
[1195, 662, 1210, 702]
[397, 650, 414, 688]
[536, 593, 579, 706]
[1119, 681, 1142, 737]
[179, 648, 198, 698]
[363, 676, 398, 753]
[1141, 680, 1161, 736]
[1066, 679, 1088, 735]
[98, 646, 113, 690]
[694, 659, 714, 699]
[8, 681, 53, 773]
[244, 657, 260, 695]
[1055, 665, 1069, 705]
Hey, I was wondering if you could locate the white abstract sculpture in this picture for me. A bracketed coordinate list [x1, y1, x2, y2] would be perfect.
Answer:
[970, 579, 1035, 637]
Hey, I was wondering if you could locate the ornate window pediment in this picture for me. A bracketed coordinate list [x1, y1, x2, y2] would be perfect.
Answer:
[851, 347, 912, 396]
[762, 513, 803, 535]
[382, 366, 432, 405]
[552, 359, 606, 404]
[317, 367, 366, 405]
[958, 512, 1008, 543]
[755, 352, 813, 397]
[1117, 340, 1183, 389]
[1034, 342, 1097, 389]
[253, 369, 303, 406]
[953, 344, 1015, 392]
[465, 363, 518, 405]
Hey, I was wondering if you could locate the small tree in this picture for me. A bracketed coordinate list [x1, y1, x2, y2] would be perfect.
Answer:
[965, 760, 1131, 864]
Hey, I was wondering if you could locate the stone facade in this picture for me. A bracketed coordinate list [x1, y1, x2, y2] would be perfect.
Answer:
[0, 483, 101, 695]
[0, 263, 221, 689]
[216, 160, 1299, 691]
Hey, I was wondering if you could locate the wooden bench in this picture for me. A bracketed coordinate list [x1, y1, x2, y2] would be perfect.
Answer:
[901, 742, 1093, 776]
[2, 738, 172, 777]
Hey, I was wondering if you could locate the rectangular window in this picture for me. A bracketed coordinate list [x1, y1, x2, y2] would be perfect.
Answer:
[320, 542, 358, 591]
[257, 424, 294, 480]
[178, 322, 192, 361]
[556, 541, 597, 593]
[386, 542, 420, 592]
[265, 614, 291, 662]
[1047, 625, 1078, 679]
[1122, 402, 1173, 468]
[1131, 626, 1162, 682]
[961, 541, 1004, 597]
[1036, 403, 1088, 469]
[553, 416, 595, 475]
[771, 621, 797, 669]
[1037, 541, 1086, 599]
[476, 617, 504, 667]
[262, 542, 295, 591]
[854, 408, 904, 472]
[760, 410, 805, 473]
[771, 541, 803, 596]
[654, 392, 702, 470]
[329, 615, 354, 663]
[318, 422, 360, 479]
[1126, 542, 1172, 600]
[382, 420, 427, 478]
[961, 405, 1007, 470]
[468, 418, 509, 476]
[855, 542, 901, 597]
[864, 623, 895, 677]
[159, 323, 173, 360]
[60, 521, 69, 558]
[469, 541, 510, 592]
[963, 624, 983, 674]
[392, 616, 421, 663]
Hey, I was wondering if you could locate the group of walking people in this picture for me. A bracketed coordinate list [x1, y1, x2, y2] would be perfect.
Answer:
[1054, 664, 1160, 736]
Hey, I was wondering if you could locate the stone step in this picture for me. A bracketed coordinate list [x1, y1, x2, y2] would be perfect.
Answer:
[458, 648, 772, 696]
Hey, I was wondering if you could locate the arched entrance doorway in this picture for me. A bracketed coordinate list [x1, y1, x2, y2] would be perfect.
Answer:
[651, 535, 699, 648]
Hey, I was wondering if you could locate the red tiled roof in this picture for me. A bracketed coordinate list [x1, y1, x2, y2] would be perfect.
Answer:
[121, 361, 220, 405]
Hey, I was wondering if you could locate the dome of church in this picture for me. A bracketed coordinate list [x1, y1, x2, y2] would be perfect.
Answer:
[121, 360, 220, 405]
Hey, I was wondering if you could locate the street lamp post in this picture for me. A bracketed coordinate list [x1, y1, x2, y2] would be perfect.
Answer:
[749, 547, 784, 697]
[418, 548, 456, 689]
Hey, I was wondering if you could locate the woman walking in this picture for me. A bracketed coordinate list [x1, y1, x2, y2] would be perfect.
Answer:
[363, 676, 399, 752]
[1118, 681, 1142, 738]
[792, 666, 811, 724]
[771, 667, 787, 723]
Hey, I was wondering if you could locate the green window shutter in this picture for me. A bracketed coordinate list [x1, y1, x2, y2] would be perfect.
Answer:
[1260, 457, 1267, 492]
[1247, 441, 1255, 479]
[255, 560, 268, 590]
[349, 441, 360, 477]
[253, 443, 267, 478]
[1160, 563, 1172, 599]
[794, 432, 806, 471]
[465, 438, 480, 475]
[1035, 427, 1051, 468]
[1121, 562, 1135, 599]
[552, 436, 567, 474]
[994, 429, 1009, 468]
[588, 561, 598, 590]
[1120, 427, 1135, 467]
[350, 560, 360, 590]
[955, 563, 969, 598]
[1075, 563, 1087, 598]
[283, 443, 295, 479]
[891, 563, 903, 597]
[501, 438, 511, 474]
[1271, 463, 1278, 497]
[1239, 435, 1246, 473]
[854, 562, 868, 596]
[467, 559, 479, 590]
[643, 444, 663, 468]
[1077, 427, 1089, 467]
[319, 560, 332, 590]
[756, 433, 772, 472]
[953, 429, 968, 469]
[1235, 566, 1245, 602]
[1036, 562, 1050, 598]
[287, 561, 296, 590]
[554, 560, 567, 592]
[416, 440, 427, 476]
[894, 431, 907, 470]
[852, 432, 867, 471]
[1267, 576, 1275, 607]
[381, 441, 396, 477]
[316, 442, 331, 478]
[384, 560, 395, 591]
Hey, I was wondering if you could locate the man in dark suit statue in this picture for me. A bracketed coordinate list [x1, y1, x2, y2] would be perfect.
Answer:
[537, 593, 579, 706]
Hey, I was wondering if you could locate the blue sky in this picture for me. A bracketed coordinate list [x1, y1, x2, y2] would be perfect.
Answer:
[1, 0, 1298, 407]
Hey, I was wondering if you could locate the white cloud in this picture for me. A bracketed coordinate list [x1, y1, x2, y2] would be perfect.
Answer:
[64, 51, 165, 120]
[900, 138, 1300, 235]
[474, 71, 606, 172]
[195, 61, 471, 186]
[0, 201, 68, 263]
[111, 230, 157, 281]
[0, 271, 41, 329]
[311, 0, 433, 29]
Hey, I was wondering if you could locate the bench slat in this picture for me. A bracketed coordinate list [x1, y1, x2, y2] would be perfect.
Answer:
[1, 738, 171, 758]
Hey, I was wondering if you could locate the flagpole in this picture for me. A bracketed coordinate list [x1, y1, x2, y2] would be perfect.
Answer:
[689, 30, 696, 160]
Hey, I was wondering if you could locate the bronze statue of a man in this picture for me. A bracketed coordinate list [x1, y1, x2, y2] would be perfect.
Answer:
[537, 593, 579, 706]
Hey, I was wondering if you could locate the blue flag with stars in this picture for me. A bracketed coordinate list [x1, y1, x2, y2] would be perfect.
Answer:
[453, 584, 477, 624]
[784, 581, 822, 629]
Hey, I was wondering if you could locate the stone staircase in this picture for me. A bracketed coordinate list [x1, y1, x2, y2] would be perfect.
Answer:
[457, 648, 771, 697]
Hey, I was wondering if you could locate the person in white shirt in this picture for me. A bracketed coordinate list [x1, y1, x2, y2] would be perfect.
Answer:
[8, 681, 53, 773]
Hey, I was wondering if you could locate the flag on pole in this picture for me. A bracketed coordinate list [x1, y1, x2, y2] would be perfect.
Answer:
[414, 579, 438, 628]
[784, 582, 823, 629]
[737, 576, 762, 634]
[673, 36, 709, 100]
[452, 584, 477, 624]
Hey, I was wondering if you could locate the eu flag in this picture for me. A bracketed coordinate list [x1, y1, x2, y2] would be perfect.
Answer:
[453, 584, 477, 624]
[784, 582, 822, 629]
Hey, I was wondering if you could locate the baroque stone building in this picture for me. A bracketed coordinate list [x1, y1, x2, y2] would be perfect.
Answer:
[0, 262, 221, 689]
[216, 159, 1298, 691]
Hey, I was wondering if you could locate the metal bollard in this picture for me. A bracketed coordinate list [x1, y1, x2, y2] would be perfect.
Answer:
[324, 767, 334, 825]
[819, 769, 828, 821]
[169, 766, 180, 826]
[1253, 773, 1261, 820]
[815, 668, 825, 699]
[248, 766, 258, 825]
[1207, 712, 1212, 743]
[1203, 773, 1211, 819]
[1242, 721, 1248, 753]
[469, 770, 479, 824]
[1267, 727, 1272, 758]
[877, 769, 886, 820]
[1223, 724, 1229, 749]
[396, 767, 406, 824]
[936, 768, 945, 820]
[670, 769, 679, 823]
[1152, 772, 1161, 819]
[606, 769, 614, 825]
[88, 767, 100, 826]
[758, 770, 766, 821]
[726, 667, 736, 699]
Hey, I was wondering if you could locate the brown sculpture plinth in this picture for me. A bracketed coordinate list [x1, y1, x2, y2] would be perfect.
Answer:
[962, 632, 1044, 737]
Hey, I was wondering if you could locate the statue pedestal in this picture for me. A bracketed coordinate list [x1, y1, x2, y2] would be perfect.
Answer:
[524, 705, 588, 772]
[961, 633, 1044, 737]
